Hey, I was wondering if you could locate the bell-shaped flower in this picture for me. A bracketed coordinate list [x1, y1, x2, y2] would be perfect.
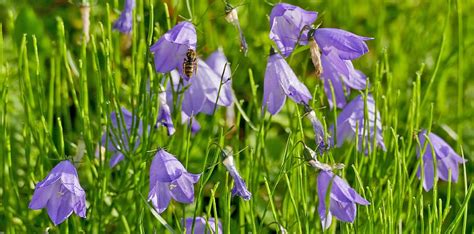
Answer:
[318, 170, 369, 230]
[333, 94, 385, 153]
[156, 86, 175, 135]
[163, 50, 233, 134]
[320, 51, 367, 108]
[150, 21, 197, 74]
[183, 217, 223, 234]
[222, 147, 251, 200]
[182, 59, 233, 116]
[98, 107, 143, 167]
[113, 0, 135, 34]
[148, 149, 201, 213]
[263, 49, 312, 115]
[417, 130, 467, 191]
[269, 3, 318, 57]
[29, 160, 87, 225]
[313, 28, 372, 108]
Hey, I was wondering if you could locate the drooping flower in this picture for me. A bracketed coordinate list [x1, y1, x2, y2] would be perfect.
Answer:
[183, 217, 223, 234]
[417, 130, 467, 191]
[268, 3, 372, 108]
[225, 4, 248, 56]
[314, 29, 372, 108]
[150, 21, 197, 75]
[113, 0, 135, 34]
[98, 107, 142, 167]
[182, 59, 233, 116]
[263, 48, 312, 115]
[156, 86, 175, 135]
[333, 94, 385, 153]
[269, 3, 318, 57]
[317, 170, 369, 230]
[29, 160, 87, 225]
[167, 51, 234, 133]
[148, 149, 201, 213]
[221, 147, 251, 200]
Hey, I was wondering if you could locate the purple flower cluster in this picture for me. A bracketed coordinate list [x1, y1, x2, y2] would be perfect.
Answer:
[28, 1, 467, 230]
[268, 3, 375, 228]
[269, 3, 372, 109]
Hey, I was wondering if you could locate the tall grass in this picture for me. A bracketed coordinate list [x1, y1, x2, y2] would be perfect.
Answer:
[0, 0, 473, 233]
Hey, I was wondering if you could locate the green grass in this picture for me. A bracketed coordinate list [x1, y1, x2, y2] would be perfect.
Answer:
[1, 0, 473, 233]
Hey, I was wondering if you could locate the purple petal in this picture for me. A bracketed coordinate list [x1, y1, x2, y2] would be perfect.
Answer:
[156, 91, 176, 135]
[206, 49, 232, 80]
[315, 28, 373, 60]
[150, 21, 196, 73]
[112, 0, 135, 34]
[183, 217, 223, 234]
[320, 51, 350, 109]
[147, 181, 172, 213]
[263, 60, 287, 115]
[46, 186, 74, 225]
[150, 149, 185, 183]
[109, 152, 125, 168]
[169, 173, 200, 203]
[269, 3, 318, 57]
[263, 53, 311, 114]
[29, 183, 58, 210]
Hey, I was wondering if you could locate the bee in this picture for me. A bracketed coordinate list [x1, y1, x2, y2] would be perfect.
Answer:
[183, 49, 197, 79]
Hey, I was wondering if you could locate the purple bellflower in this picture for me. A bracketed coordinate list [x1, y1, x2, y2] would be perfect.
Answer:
[222, 147, 251, 200]
[268, 3, 372, 108]
[263, 48, 312, 115]
[150, 21, 197, 76]
[29, 160, 86, 225]
[269, 3, 318, 57]
[333, 94, 385, 153]
[314, 29, 372, 108]
[318, 170, 369, 230]
[183, 217, 223, 234]
[98, 107, 142, 168]
[113, 0, 135, 34]
[148, 149, 201, 213]
[156, 86, 175, 135]
[417, 130, 467, 191]
[164, 52, 233, 134]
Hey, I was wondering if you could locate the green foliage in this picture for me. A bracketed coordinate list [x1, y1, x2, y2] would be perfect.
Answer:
[0, 0, 473, 233]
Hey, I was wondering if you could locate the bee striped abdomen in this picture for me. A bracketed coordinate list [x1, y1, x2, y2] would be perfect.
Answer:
[183, 49, 197, 79]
